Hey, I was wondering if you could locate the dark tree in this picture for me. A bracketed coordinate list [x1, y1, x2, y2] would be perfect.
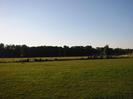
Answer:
[0, 43, 132, 58]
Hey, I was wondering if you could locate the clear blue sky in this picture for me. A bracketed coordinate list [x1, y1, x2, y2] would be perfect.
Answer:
[0, 0, 133, 48]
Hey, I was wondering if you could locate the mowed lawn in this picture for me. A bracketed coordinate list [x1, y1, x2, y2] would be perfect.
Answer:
[0, 59, 133, 99]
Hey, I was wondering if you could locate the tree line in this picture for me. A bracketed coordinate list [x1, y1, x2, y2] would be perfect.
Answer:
[0, 43, 133, 58]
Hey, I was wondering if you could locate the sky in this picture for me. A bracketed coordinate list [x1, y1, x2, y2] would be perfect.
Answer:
[0, 0, 133, 48]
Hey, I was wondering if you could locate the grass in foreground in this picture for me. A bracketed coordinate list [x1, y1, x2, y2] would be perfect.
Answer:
[0, 58, 133, 99]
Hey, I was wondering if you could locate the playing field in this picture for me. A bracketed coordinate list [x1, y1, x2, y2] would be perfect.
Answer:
[0, 58, 133, 99]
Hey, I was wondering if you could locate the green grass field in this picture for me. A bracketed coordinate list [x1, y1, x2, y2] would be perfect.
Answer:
[0, 58, 133, 99]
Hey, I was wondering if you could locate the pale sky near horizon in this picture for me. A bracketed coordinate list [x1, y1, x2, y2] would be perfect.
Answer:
[0, 0, 133, 48]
